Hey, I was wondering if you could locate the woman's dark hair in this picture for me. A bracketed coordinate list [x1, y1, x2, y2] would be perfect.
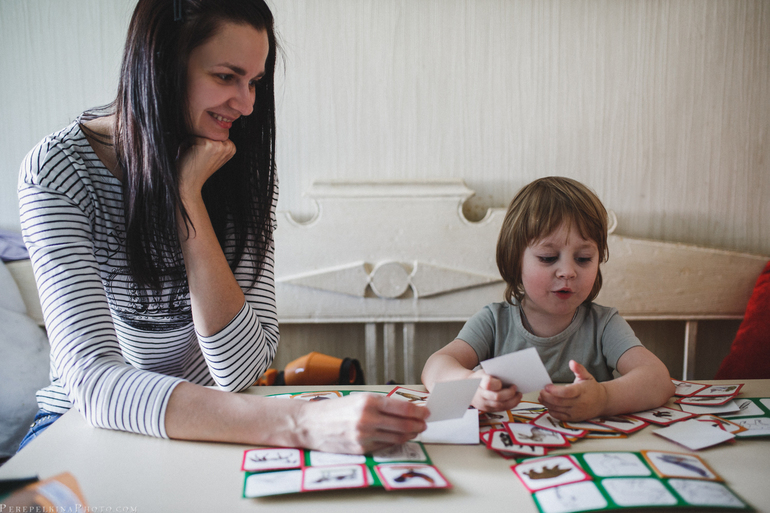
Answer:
[97, 0, 278, 289]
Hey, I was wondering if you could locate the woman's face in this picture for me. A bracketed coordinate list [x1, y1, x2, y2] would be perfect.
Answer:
[186, 22, 270, 141]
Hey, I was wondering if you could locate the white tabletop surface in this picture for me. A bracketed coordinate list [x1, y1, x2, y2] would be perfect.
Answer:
[2, 380, 769, 512]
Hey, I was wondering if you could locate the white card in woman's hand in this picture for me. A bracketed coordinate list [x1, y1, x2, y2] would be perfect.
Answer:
[480, 347, 552, 393]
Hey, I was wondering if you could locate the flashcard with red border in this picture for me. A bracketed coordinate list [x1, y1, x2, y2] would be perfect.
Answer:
[300, 464, 369, 492]
[242, 448, 304, 472]
[485, 429, 549, 457]
[504, 422, 571, 447]
[387, 386, 429, 404]
[479, 410, 515, 425]
[671, 379, 709, 397]
[693, 384, 745, 397]
[652, 418, 735, 450]
[512, 455, 592, 493]
[641, 450, 722, 481]
[374, 463, 451, 491]
[532, 413, 588, 438]
[562, 420, 619, 433]
[628, 406, 696, 426]
[676, 394, 737, 406]
[586, 415, 647, 434]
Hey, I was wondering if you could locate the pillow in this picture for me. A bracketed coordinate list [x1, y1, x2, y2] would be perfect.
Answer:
[714, 260, 770, 379]
[0, 259, 50, 459]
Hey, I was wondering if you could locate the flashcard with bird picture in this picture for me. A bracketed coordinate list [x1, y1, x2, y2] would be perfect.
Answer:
[641, 450, 722, 481]
[485, 429, 549, 457]
[512, 455, 592, 493]
[586, 415, 648, 434]
[628, 406, 696, 426]
[374, 463, 451, 491]
[504, 423, 571, 448]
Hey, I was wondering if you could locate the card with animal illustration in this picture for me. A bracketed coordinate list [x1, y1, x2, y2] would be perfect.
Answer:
[301, 464, 369, 491]
[526, 451, 750, 513]
[723, 397, 770, 418]
[479, 410, 514, 425]
[732, 416, 770, 437]
[695, 415, 747, 434]
[242, 441, 448, 497]
[386, 386, 430, 404]
[485, 429, 548, 457]
[693, 384, 744, 397]
[676, 394, 737, 406]
[374, 463, 451, 490]
[504, 422, 571, 448]
[512, 455, 591, 492]
[641, 450, 721, 481]
[242, 448, 304, 472]
[627, 406, 695, 426]
[652, 418, 736, 450]
[532, 413, 588, 438]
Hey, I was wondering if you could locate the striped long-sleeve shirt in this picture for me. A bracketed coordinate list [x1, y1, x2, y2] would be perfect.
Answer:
[18, 120, 279, 438]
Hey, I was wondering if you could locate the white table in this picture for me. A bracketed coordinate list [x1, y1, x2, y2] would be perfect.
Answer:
[2, 380, 769, 512]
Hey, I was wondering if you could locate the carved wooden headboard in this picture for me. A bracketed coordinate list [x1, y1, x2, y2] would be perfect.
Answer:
[274, 180, 768, 383]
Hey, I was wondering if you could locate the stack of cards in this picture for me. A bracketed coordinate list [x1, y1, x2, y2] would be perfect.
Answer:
[513, 451, 751, 512]
[242, 442, 451, 497]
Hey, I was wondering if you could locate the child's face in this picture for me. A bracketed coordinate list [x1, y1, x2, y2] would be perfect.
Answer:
[520, 220, 599, 323]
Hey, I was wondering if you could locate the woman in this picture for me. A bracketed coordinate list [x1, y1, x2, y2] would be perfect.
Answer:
[18, 0, 426, 454]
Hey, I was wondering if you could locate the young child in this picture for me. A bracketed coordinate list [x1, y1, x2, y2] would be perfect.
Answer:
[421, 177, 675, 422]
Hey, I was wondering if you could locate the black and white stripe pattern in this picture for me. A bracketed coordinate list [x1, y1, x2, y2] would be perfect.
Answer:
[18, 121, 279, 438]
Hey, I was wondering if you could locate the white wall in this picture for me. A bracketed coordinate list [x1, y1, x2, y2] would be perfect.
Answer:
[2, 0, 768, 380]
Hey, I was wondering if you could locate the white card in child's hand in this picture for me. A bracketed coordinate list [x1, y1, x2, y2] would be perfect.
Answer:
[425, 378, 481, 422]
[653, 419, 735, 450]
[480, 347, 552, 393]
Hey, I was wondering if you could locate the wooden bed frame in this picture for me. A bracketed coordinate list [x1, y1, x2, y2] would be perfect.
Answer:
[9, 180, 767, 384]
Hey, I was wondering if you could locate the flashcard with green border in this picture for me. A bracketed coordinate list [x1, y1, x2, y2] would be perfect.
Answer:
[528, 452, 751, 513]
[732, 416, 770, 438]
[723, 398, 770, 418]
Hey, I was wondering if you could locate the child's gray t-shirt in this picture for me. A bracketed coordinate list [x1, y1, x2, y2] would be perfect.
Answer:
[457, 301, 642, 383]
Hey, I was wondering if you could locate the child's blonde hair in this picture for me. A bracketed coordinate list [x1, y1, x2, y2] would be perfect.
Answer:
[496, 176, 609, 305]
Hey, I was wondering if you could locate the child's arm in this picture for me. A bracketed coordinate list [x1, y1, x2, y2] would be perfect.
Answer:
[422, 339, 523, 412]
[538, 346, 675, 422]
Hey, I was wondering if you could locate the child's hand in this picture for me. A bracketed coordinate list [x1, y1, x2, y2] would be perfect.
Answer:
[470, 369, 523, 412]
[537, 360, 608, 422]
